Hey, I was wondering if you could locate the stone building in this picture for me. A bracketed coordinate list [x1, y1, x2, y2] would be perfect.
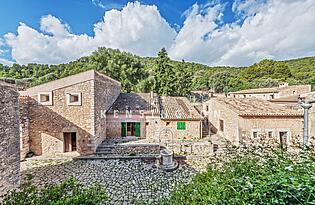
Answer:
[228, 83, 311, 101]
[19, 70, 121, 157]
[106, 94, 202, 142]
[205, 97, 304, 147]
[0, 82, 20, 196]
[106, 93, 160, 140]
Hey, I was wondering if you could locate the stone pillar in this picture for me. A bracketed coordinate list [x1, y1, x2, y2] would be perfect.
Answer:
[0, 82, 20, 196]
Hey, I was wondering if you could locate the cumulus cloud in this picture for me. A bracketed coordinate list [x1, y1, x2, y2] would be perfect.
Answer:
[2, 0, 315, 66]
[170, 0, 315, 66]
[4, 2, 176, 65]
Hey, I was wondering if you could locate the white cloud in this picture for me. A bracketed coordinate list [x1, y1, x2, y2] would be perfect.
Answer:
[0, 58, 14, 66]
[169, 0, 315, 66]
[2, 0, 315, 66]
[4, 2, 176, 65]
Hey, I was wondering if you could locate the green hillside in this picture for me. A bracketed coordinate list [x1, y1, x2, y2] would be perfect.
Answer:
[0, 48, 314, 96]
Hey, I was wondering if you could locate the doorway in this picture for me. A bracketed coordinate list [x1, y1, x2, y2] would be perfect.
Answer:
[121, 122, 141, 138]
[279, 131, 288, 150]
[64, 132, 77, 152]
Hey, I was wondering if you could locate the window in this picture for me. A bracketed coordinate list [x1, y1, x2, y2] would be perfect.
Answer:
[177, 122, 186, 130]
[166, 122, 171, 126]
[38, 92, 53, 106]
[268, 131, 273, 138]
[219, 120, 224, 132]
[146, 122, 149, 126]
[206, 105, 209, 111]
[270, 94, 274, 99]
[67, 92, 82, 106]
[253, 131, 258, 138]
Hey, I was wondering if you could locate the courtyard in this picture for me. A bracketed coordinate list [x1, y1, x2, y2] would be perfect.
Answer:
[20, 157, 211, 204]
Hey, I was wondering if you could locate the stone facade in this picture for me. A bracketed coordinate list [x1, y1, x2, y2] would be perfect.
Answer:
[159, 120, 201, 141]
[206, 98, 304, 147]
[228, 84, 311, 100]
[0, 82, 20, 196]
[20, 70, 121, 156]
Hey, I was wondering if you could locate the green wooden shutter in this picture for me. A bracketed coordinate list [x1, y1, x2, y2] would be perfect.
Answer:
[135, 122, 141, 138]
[177, 122, 186, 130]
[121, 122, 126, 137]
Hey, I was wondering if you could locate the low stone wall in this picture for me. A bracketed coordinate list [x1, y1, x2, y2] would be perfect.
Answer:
[165, 142, 214, 156]
[0, 82, 20, 196]
[97, 144, 160, 155]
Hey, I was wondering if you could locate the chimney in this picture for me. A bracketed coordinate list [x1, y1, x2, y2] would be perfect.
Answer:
[150, 91, 154, 99]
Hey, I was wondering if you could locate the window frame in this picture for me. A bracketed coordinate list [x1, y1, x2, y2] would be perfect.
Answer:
[219, 119, 224, 132]
[177, 122, 186, 130]
[66, 92, 82, 106]
[38, 92, 53, 106]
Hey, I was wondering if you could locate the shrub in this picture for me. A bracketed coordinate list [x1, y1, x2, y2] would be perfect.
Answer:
[164, 148, 315, 205]
[2, 177, 107, 205]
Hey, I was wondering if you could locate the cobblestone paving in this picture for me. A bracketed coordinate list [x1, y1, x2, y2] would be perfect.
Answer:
[21, 159, 203, 204]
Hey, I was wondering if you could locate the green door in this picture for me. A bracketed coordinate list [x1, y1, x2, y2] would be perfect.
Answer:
[121, 122, 126, 137]
[135, 122, 141, 138]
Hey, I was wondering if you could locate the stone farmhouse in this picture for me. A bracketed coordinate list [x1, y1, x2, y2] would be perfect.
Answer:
[19, 70, 121, 157]
[19, 70, 203, 158]
[228, 83, 311, 101]
[204, 97, 304, 147]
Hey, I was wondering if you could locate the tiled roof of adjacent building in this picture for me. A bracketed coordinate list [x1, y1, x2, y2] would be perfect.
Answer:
[107, 93, 160, 114]
[160, 97, 202, 120]
[214, 97, 303, 117]
[229, 84, 310, 95]
[270, 95, 300, 103]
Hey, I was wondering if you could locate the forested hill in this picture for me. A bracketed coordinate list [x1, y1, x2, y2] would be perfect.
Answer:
[0, 47, 314, 96]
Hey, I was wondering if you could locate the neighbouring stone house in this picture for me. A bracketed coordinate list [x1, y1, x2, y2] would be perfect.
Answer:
[0, 82, 20, 196]
[19, 70, 121, 157]
[228, 83, 311, 101]
[205, 97, 305, 148]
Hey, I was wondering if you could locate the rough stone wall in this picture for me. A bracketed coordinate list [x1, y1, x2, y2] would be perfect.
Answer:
[279, 85, 311, 96]
[106, 114, 146, 139]
[19, 96, 30, 160]
[99, 144, 160, 155]
[207, 99, 240, 144]
[239, 116, 304, 147]
[159, 120, 201, 141]
[93, 73, 120, 148]
[145, 115, 161, 142]
[27, 80, 94, 156]
[308, 107, 315, 145]
[0, 82, 20, 196]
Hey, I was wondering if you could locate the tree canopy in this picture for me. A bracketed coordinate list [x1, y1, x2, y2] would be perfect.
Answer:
[0, 48, 314, 95]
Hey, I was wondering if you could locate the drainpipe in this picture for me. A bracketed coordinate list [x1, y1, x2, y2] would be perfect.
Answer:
[300, 100, 315, 147]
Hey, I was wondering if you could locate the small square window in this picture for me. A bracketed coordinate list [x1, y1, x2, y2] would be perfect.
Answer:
[67, 92, 82, 106]
[146, 122, 149, 126]
[177, 122, 186, 130]
[166, 122, 170, 126]
[268, 131, 273, 138]
[38, 92, 53, 106]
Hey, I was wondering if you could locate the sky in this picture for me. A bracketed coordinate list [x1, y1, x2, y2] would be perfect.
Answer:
[0, 0, 315, 67]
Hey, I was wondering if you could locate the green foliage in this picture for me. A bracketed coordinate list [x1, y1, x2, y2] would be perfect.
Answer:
[0, 47, 314, 94]
[164, 149, 315, 205]
[2, 177, 107, 205]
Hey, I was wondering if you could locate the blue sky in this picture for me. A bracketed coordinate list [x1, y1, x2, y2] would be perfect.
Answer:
[0, 0, 314, 66]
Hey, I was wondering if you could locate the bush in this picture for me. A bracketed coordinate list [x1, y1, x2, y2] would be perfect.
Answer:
[164, 148, 315, 205]
[2, 177, 107, 205]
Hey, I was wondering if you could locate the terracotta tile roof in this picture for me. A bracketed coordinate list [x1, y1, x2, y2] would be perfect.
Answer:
[160, 97, 202, 120]
[214, 97, 303, 117]
[229, 85, 310, 95]
[107, 93, 160, 114]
